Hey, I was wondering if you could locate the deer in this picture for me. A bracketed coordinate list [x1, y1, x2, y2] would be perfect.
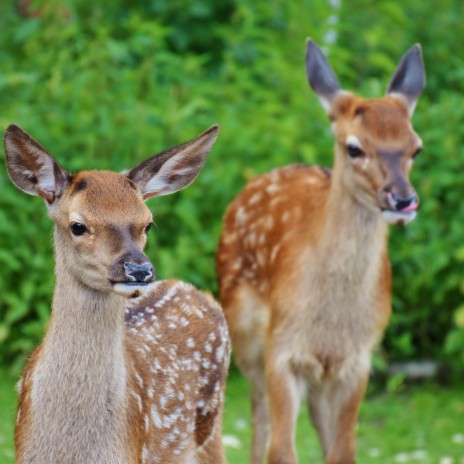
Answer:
[216, 39, 425, 464]
[5, 123, 231, 464]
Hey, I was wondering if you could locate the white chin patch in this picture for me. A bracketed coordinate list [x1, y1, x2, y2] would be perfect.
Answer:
[113, 282, 154, 298]
[381, 210, 417, 226]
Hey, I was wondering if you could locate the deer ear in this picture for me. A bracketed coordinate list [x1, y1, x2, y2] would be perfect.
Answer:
[305, 39, 342, 115]
[126, 125, 220, 200]
[4, 125, 70, 206]
[387, 44, 426, 116]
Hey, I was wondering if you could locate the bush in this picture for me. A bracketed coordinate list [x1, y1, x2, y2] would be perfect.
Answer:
[0, 0, 463, 375]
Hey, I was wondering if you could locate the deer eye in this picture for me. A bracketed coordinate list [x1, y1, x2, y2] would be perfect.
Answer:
[347, 144, 365, 158]
[145, 223, 153, 234]
[70, 223, 87, 236]
[412, 147, 422, 160]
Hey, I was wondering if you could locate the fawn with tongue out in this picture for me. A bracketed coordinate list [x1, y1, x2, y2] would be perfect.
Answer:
[216, 40, 425, 464]
[5, 124, 230, 464]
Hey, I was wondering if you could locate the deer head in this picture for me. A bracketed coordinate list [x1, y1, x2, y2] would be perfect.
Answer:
[306, 40, 425, 225]
[4, 124, 219, 297]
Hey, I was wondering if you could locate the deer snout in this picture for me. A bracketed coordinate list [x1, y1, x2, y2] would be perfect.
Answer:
[386, 191, 419, 213]
[108, 250, 156, 287]
[379, 185, 419, 226]
[124, 261, 154, 283]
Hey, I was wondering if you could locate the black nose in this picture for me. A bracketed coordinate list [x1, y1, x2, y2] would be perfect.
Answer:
[124, 262, 154, 283]
[391, 193, 418, 211]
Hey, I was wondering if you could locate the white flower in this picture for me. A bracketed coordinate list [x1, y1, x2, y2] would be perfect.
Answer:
[395, 453, 410, 462]
[222, 435, 242, 449]
[411, 450, 427, 460]
[234, 418, 248, 430]
[439, 457, 454, 464]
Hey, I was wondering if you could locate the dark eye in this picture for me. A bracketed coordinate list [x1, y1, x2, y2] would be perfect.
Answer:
[70, 223, 87, 236]
[347, 144, 365, 158]
[145, 223, 153, 234]
[412, 147, 422, 160]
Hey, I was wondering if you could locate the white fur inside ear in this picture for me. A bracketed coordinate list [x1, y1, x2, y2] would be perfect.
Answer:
[5, 137, 56, 193]
[317, 89, 349, 116]
[129, 125, 219, 200]
[142, 148, 204, 198]
[36, 158, 56, 192]
[317, 94, 335, 114]
[388, 92, 417, 117]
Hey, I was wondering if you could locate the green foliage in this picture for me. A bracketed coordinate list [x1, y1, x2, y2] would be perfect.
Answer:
[0, 0, 463, 375]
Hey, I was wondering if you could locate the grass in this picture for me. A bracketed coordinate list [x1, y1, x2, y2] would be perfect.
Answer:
[0, 369, 16, 464]
[1, 367, 463, 463]
[223, 373, 464, 463]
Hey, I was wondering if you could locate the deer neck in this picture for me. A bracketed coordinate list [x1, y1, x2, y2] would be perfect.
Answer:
[43, 272, 127, 392]
[315, 156, 388, 281]
[26, 230, 129, 462]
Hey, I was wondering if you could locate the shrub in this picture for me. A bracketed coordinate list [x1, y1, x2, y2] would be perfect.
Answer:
[0, 0, 463, 375]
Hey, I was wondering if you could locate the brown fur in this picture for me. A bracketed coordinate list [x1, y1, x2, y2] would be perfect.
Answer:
[6, 124, 230, 464]
[217, 91, 421, 463]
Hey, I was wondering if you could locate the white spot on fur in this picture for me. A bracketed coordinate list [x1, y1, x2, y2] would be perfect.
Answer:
[216, 346, 225, 362]
[145, 414, 150, 432]
[135, 371, 143, 388]
[266, 183, 280, 194]
[270, 244, 281, 263]
[142, 444, 148, 463]
[236, 206, 248, 226]
[249, 192, 263, 205]
[151, 405, 162, 428]
[247, 232, 256, 246]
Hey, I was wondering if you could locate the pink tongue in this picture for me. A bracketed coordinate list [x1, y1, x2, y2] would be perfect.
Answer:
[400, 201, 418, 213]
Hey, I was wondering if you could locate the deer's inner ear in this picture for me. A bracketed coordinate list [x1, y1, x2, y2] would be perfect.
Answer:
[127, 125, 219, 200]
[4, 124, 69, 205]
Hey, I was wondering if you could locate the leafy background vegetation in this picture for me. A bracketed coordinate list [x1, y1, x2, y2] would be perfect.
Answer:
[1, 0, 464, 462]
[0, 0, 463, 379]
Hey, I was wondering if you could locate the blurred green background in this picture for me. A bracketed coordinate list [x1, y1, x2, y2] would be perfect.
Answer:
[0, 0, 464, 461]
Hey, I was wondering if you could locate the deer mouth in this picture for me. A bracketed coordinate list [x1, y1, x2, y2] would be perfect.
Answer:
[112, 281, 150, 286]
[111, 280, 154, 298]
[379, 191, 419, 225]
[381, 209, 416, 225]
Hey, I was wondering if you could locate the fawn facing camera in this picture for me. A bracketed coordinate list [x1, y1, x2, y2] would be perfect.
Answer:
[5, 124, 230, 464]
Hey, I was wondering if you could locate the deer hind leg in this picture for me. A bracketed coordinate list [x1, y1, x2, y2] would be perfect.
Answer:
[311, 372, 369, 464]
[250, 384, 270, 464]
[196, 424, 226, 464]
[307, 384, 333, 456]
[266, 360, 301, 464]
[228, 285, 270, 463]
